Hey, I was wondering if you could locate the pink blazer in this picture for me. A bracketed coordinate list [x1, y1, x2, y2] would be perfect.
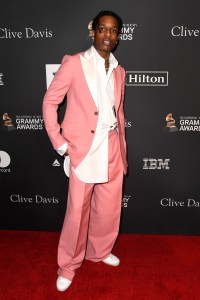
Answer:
[43, 48, 127, 174]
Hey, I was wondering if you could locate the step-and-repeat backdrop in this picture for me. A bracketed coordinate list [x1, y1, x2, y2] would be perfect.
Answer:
[1, 0, 200, 235]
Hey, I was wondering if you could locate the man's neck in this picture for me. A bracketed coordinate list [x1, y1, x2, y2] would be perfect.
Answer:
[93, 46, 110, 61]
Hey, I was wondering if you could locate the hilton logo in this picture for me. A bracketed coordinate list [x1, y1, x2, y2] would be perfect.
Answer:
[126, 71, 168, 86]
[143, 158, 170, 170]
[0, 73, 4, 85]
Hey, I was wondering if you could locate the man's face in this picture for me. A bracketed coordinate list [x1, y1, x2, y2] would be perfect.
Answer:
[92, 15, 120, 56]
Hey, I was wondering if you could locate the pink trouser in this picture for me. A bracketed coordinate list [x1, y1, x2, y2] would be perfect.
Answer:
[57, 130, 124, 281]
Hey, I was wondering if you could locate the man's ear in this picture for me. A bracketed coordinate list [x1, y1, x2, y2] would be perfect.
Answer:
[91, 30, 95, 40]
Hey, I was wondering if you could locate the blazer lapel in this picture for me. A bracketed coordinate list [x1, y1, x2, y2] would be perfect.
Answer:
[80, 48, 98, 108]
[80, 47, 122, 111]
[114, 67, 122, 111]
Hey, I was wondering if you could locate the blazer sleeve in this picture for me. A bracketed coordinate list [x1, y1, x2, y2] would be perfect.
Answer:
[42, 55, 72, 149]
[117, 66, 128, 172]
[118, 67, 126, 138]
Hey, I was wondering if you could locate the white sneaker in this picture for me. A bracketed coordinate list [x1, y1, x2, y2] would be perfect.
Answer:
[56, 276, 72, 292]
[102, 253, 120, 266]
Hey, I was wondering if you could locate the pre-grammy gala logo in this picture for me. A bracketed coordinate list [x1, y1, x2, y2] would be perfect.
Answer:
[15, 115, 43, 130]
[122, 195, 131, 208]
[87, 21, 137, 41]
[1, 113, 43, 130]
[163, 113, 200, 132]
[120, 24, 137, 41]
[0, 73, 4, 85]
[0, 27, 53, 39]
[126, 71, 168, 86]
[179, 116, 200, 131]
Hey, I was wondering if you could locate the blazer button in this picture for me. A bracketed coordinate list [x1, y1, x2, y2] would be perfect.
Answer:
[91, 130, 95, 133]
[94, 111, 98, 115]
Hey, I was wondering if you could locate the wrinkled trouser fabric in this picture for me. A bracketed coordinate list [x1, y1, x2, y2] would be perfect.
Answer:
[57, 130, 124, 280]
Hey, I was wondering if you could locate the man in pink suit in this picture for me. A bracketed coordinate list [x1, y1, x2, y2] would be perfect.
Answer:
[43, 10, 127, 291]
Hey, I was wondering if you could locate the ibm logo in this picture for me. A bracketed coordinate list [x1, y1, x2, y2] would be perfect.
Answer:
[143, 158, 170, 170]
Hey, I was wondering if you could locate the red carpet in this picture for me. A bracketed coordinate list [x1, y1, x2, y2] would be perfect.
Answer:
[0, 231, 200, 300]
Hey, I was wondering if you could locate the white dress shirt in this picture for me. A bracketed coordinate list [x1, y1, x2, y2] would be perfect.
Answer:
[57, 46, 118, 183]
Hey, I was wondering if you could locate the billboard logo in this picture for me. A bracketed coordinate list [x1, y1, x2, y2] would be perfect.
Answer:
[143, 158, 170, 170]
[0, 151, 11, 168]
[126, 71, 168, 86]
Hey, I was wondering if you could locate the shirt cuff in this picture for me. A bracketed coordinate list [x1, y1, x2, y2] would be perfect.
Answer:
[56, 142, 68, 156]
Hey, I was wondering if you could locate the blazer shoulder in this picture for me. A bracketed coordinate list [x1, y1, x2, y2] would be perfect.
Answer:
[116, 64, 126, 80]
[61, 51, 83, 64]
[118, 64, 125, 73]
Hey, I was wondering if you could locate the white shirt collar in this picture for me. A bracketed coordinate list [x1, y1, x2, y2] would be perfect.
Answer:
[91, 46, 118, 69]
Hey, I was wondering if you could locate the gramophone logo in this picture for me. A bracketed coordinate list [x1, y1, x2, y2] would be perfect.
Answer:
[163, 113, 178, 133]
[2, 113, 15, 131]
